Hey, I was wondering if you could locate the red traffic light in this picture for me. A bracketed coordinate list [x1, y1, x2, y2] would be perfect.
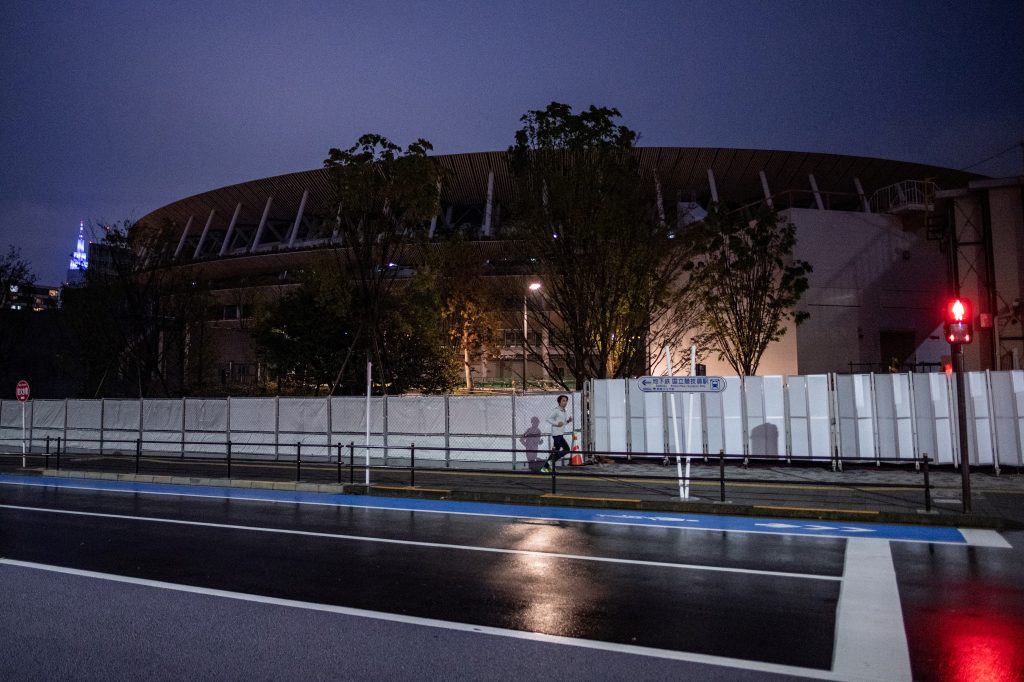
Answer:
[944, 297, 973, 344]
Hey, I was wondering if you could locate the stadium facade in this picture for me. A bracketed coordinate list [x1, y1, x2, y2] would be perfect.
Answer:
[135, 148, 1023, 388]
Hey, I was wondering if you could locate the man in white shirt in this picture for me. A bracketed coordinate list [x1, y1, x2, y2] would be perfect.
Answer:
[541, 394, 572, 473]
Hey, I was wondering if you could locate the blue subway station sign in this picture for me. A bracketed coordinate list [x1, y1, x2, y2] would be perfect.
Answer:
[637, 376, 726, 393]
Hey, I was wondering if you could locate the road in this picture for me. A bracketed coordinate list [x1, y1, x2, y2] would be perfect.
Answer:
[1, 475, 1022, 681]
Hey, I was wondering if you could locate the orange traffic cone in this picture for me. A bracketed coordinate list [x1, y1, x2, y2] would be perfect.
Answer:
[569, 434, 583, 466]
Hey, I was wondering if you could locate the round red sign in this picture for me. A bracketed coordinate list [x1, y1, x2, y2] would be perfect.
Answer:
[15, 380, 30, 402]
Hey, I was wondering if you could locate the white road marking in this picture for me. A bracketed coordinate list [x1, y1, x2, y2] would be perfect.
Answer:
[959, 528, 1012, 548]
[0, 503, 838, 581]
[0, 558, 859, 681]
[832, 539, 912, 681]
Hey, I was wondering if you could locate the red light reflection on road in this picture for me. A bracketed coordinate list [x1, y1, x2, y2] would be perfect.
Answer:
[929, 612, 1024, 682]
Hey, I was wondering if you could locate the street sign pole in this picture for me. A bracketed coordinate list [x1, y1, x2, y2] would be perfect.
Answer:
[15, 379, 30, 468]
[662, 349, 687, 500]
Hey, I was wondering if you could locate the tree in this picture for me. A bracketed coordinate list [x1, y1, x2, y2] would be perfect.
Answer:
[251, 263, 355, 395]
[61, 220, 216, 397]
[425, 235, 503, 390]
[507, 102, 700, 387]
[251, 255, 459, 395]
[0, 245, 35, 308]
[690, 206, 812, 376]
[323, 134, 443, 391]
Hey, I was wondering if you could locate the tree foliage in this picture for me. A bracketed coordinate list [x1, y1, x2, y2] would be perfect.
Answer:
[323, 134, 444, 390]
[251, 261, 459, 395]
[690, 206, 812, 376]
[507, 102, 700, 386]
[0, 245, 35, 308]
[61, 220, 216, 397]
[424, 236, 503, 390]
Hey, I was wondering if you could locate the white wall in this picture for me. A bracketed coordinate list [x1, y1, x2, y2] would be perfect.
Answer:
[786, 208, 948, 375]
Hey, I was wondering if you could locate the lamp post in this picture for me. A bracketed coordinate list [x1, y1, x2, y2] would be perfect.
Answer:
[523, 282, 542, 393]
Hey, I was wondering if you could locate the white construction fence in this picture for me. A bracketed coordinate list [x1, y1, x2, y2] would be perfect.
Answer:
[0, 392, 580, 468]
[588, 371, 1024, 469]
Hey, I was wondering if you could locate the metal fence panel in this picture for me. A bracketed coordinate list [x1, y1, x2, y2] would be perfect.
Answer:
[966, 372, 995, 465]
[721, 377, 744, 455]
[990, 370, 1024, 466]
[101, 400, 141, 453]
[874, 374, 915, 460]
[184, 399, 228, 455]
[331, 396, 384, 437]
[756, 376, 786, 457]
[786, 377, 811, 458]
[141, 399, 182, 453]
[914, 373, 954, 464]
[30, 399, 64, 447]
[64, 400, 101, 452]
[449, 395, 513, 436]
[835, 375, 874, 459]
[280, 398, 330, 456]
[229, 398, 278, 457]
[387, 396, 446, 436]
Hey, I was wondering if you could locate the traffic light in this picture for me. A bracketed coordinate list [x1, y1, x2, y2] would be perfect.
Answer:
[944, 297, 973, 344]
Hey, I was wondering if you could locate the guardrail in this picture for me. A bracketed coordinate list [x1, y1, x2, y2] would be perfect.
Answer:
[0, 436, 938, 514]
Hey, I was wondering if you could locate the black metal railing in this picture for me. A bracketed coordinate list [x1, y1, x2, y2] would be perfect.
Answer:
[0, 435, 947, 514]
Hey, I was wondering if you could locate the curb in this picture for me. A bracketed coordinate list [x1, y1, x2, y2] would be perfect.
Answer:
[33, 468, 1014, 530]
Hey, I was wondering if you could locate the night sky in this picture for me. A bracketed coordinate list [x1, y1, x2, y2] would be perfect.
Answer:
[2, 0, 1022, 285]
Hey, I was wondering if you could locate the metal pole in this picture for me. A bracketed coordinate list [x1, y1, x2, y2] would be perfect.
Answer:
[719, 449, 725, 502]
[953, 344, 972, 512]
[365, 361, 371, 486]
[410, 442, 415, 487]
[665, 346, 686, 499]
[135, 438, 141, 474]
[922, 453, 931, 512]
[349, 441, 355, 485]
[522, 295, 528, 394]
[21, 400, 26, 468]
[336, 443, 342, 484]
[227, 439, 232, 479]
[296, 442, 301, 482]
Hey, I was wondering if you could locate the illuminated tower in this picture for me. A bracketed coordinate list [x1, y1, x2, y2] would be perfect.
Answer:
[66, 221, 89, 284]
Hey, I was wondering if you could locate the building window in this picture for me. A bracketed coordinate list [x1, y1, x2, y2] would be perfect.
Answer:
[503, 329, 542, 347]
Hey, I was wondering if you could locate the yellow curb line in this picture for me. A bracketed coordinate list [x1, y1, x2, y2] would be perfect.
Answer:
[754, 505, 880, 515]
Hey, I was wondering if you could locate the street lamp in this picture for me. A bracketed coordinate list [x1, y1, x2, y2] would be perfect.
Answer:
[523, 282, 542, 393]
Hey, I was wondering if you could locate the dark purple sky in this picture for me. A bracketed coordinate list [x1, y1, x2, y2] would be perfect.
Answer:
[2, 0, 1022, 284]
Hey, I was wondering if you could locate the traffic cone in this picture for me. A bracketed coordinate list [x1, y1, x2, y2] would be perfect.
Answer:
[569, 434, 583, 466]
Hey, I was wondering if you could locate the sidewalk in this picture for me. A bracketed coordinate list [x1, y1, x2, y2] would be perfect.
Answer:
[5, 449, 1021, 528]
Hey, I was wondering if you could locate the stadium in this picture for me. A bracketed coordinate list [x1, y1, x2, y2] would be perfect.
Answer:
[134, 147, 1022, 388]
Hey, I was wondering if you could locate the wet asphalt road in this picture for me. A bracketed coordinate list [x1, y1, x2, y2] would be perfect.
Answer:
[1, 479, 1023, 681]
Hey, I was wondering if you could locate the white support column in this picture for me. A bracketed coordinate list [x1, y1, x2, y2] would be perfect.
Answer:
[173, 216, 195, 259]
[809, 174, 825, 210]
[287, 189, 309, 248]
[219, 203, 243, 256]
[759, 171, 774, 209]
[854, 178, 870, 212]
[193, 210, 216, 260]
[250, 197, 273, 253]
[428, 180, 441, 239]
[482, 170, 494, 237]
[706, 169, 719, 203]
